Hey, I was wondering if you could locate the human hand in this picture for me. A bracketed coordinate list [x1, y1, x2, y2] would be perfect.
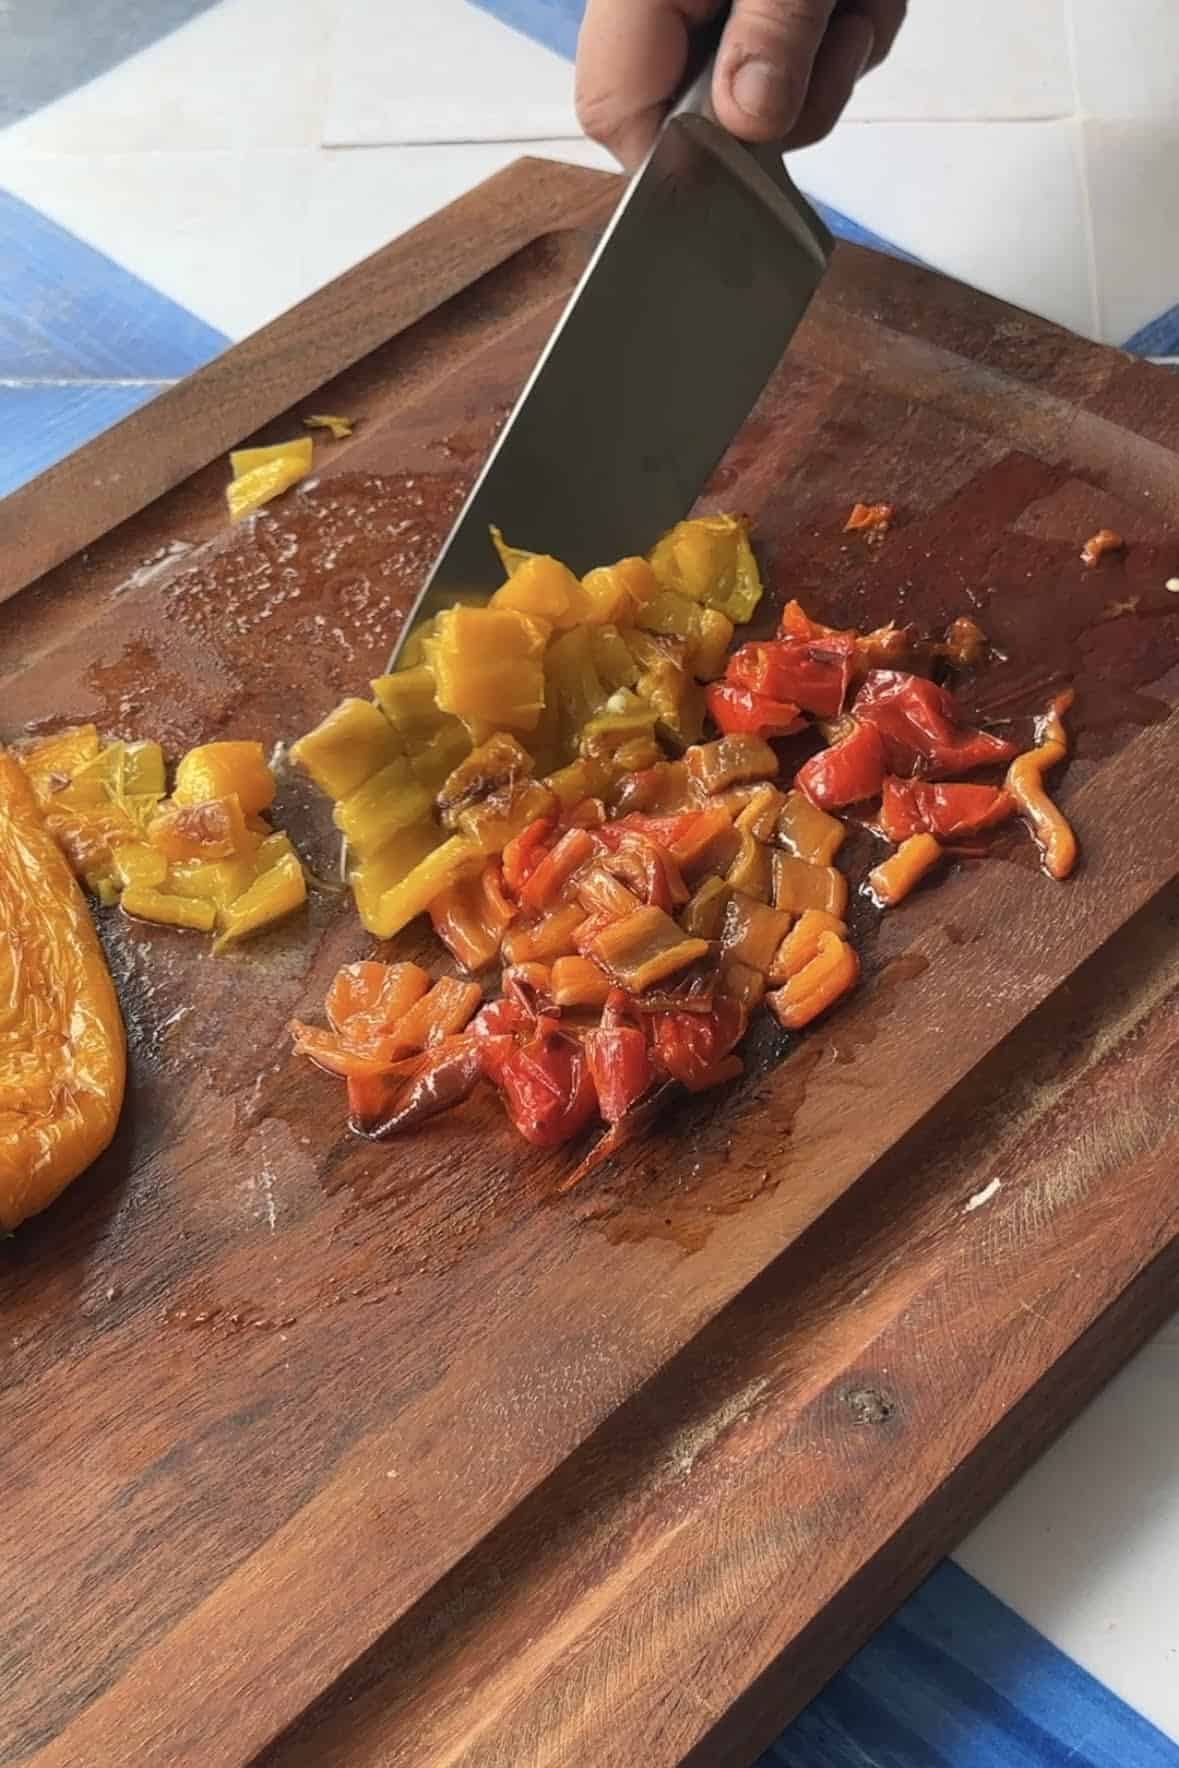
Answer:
[576, 0, 906, 170]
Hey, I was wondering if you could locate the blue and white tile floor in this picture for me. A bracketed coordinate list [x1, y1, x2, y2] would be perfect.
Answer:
[2, 2, 1178, 1759]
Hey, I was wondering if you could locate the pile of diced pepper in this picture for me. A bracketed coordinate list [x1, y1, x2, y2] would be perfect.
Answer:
[290, 515, 1077, 1162]
[15, 730, 306, 950]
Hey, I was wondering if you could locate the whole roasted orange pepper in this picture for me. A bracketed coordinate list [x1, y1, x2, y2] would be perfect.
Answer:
[0, 753, 126, 1229]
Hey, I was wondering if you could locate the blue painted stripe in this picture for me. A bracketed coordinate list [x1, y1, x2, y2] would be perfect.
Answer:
[0, 186, 227, 380]
[469, 0, 581, 60]
[0, 382, 166, 498]
[2, 0, 221, 128]
[758, 1562, 1179, 1767]
[1124, 305, 1179, 357]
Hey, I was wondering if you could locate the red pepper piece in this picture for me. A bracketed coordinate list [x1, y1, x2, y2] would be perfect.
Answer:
[584, 991, 652, 1124]
[853, 671, 1017, 778]
[726, 633, 854, 719]
[496, 1018, 598, 1147]
[650, 997, 747, 1091]
[501, 816, 556, 897]
[347, 1038, 483, 1137]
[879, 777, 1015, 843]
[705, 682, 806, 739]
[796, 719, 886, 810]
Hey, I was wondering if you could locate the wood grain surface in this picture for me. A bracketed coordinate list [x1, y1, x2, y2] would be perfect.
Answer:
[2, 159, 1178, 1768]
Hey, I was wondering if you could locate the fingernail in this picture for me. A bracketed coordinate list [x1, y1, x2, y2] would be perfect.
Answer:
[731, 57, 781, 124]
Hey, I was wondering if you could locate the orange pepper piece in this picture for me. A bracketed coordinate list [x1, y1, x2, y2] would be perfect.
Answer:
[0, 753, 126, 1230]
[1006, 692, 1077, 881]
[767, 931, 859, 1030]
[866, 833, 943, 908]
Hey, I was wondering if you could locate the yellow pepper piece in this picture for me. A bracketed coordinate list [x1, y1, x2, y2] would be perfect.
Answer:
[226, 438, 313, 521]
[428, 605, 548, 733]
[166, 853, 259, 908]
[492, 549, 591, 628]
[581, 556, 659, 624]
[18, 724, 101, 802]
[230, 438, 314, 477]
[648, 514, 763, 623]
[408, 722, 472, 793]
[173, 740, 275, 816]
[579, 691, 659, 760]
[69, 739, 167, 802]
[148, 793, 256, 863]
[111, 844, 169, 891]
[455, 779, 558, 855]
[292, 698, 404, 801]
[590, 626, 640, 693]
[333, 757, 435, 860]
[544, 754, 614, 808]
[371, 666, 442, 741]
[122, 885, 218, 933]
[363, 835, 484, 940]
[303, 414, 353, 439]
[0, 753, 126, 1231]
[350, 821, 441, 933]
[214, 852, 307, 950]
[490, 526, 535, 578]
[638, 591, 734, 680]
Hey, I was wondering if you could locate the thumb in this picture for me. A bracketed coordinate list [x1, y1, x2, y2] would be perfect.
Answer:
[712, 0, 835, 141]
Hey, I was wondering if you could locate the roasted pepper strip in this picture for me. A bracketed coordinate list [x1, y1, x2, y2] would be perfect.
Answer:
[767, 933, 859, 1030]
[1006, 691, 1077, 880]
[0, 753, 126, 1230]
[866, 834, 943, 908]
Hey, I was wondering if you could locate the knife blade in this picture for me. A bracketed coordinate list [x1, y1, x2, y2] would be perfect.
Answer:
[382, 62, 833, 674]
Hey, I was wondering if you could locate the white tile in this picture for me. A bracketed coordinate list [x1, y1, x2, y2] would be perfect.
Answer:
[956, 1331, 1179, 1743]
[325, 0, 579, 145]
[795, 119, 1097, 338]
[1071, 0, 1179, 119]
[0, 0, 329, 153]
[849, 0, 1075, 119]
[1084, 119, 1179, 345]
[0, 143, 612, 340]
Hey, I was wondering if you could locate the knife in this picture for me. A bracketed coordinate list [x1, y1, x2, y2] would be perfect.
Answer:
[382, 31, 833, 675]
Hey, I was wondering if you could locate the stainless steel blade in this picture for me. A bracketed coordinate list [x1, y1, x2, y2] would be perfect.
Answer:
[383, 116, 832, 673]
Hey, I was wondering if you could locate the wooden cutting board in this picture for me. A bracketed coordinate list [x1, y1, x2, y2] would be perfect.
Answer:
[3, 160, 1179, 1768]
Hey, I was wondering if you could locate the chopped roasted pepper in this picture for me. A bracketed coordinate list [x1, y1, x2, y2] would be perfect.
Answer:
[429, 605, 548, 732]
[292, 698, 404, 800]
[585, 993, 651, 1123]
[767, 932, 859, 1029]
[122, 885, 218, 933]
[429, 862, 516, 972]
[226, 437, 313, 521]
[333, 758, 435, 860]
[878, 778, 1014, 844]
[865, 834, 943, 908]
[173, 741, 275, 816]
[771, 854, 848, 918]
[725, 633, 854, 718]
[776, 790, 846, 865]
[649, 514, 763, 623]
[853, 671, 1018, 778]
[705, 682, 804, 740]
[361, 834, 485, 941]
[767, 909, 847, 984]
[1006, 691, 1077, 880]
[214, 851, 307, 949]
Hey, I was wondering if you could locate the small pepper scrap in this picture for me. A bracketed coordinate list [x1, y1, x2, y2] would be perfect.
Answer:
[1006, 691, 1078, 880]
[1080, 528, 1124, 568]
[0, 752, 126, 1230]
